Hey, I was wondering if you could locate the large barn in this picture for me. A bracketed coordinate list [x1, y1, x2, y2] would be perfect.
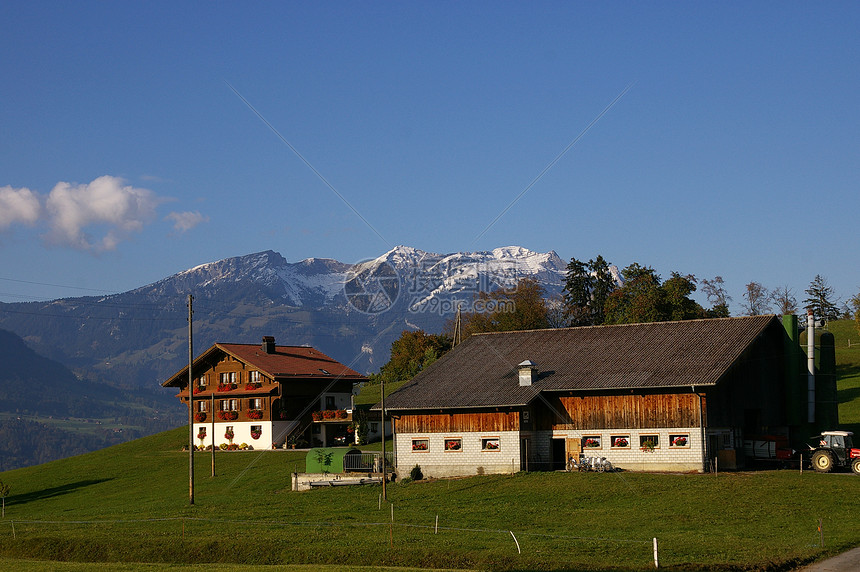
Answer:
[381, 315, 836, 477]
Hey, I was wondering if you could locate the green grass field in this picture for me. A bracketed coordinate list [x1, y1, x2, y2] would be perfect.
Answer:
[1, 321, 860, 571]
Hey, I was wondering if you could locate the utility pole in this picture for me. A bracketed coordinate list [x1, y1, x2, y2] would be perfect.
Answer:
[381, 376, 387, 501]
[187, 294, 194, 505]
[453, 303, 462, 346]
[211, 391, 215, 477]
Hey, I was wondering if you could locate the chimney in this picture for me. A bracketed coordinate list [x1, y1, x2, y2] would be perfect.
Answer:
[262, 336, 276, 354]
[518, 360, 537, 386]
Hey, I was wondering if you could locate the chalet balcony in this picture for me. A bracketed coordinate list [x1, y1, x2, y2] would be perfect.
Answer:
[311, 409, 352, 423]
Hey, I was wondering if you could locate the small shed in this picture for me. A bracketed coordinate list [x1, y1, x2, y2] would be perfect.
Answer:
[305, 448, 361, 474]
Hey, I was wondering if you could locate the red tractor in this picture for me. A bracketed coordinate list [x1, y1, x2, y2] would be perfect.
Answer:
[808, 431, 860, 474]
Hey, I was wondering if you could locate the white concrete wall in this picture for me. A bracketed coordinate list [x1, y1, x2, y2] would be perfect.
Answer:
[193, 422, 273, 449]
[394, 426, 707, 476]
[395, 431, 521, 478]
[542, 427, 705, 472]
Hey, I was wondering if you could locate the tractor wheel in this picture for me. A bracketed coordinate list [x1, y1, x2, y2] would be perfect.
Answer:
[812, 450, 834, 473]
[852, 458, 860, 475]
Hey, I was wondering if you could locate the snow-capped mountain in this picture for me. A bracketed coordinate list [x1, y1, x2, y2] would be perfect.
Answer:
[0, 246, 576, 392]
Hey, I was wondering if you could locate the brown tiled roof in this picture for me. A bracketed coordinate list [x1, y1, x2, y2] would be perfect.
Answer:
[162, 343, 365, 387]
[382, 316, 781, 411]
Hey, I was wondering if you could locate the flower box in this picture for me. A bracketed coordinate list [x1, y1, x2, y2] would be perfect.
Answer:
[611, 437, 629, 448]
[244, 382, 262, 391]
[217, 383, 236, 392]
[194, 412, 207, 422]
[311, 411, 323, 421]
[251, 430, 262, 440]
[218, 411, 239, 421]
[670, 435, 688, 447]
[247, 409, 263, 420]
[322, 410, 337, 420]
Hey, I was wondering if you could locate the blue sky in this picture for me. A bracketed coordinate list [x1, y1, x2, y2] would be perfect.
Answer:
[1, 2, 858, 314]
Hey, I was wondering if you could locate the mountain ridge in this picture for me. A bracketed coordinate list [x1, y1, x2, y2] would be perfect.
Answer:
[0, 245, 576, 395]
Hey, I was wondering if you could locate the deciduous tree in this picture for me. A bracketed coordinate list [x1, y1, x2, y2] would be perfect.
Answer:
[369, 330, 451, 384]
[464, 277, 549, 335]
[700, 276, 731, 318]
[740, 282, 771, 316]
[772, 285, 798, 316]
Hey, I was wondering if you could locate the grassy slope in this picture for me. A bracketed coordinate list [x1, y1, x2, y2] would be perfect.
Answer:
[828, 320, 860, 434]
[1, 322, 860, 570]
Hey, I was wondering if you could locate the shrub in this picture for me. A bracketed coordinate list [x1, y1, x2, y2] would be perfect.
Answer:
[410, 464, 423, 481]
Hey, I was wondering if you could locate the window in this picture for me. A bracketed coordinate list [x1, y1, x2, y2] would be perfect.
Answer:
[249, 371, 261, 383]
[198, 374, 207, 386]
[583, 435, 602, 449]
[250, 425, 262, 440]
[220, 372, 237, 384]
[196, 401, 207, 412]
[370, 423, 378, 433]
[229, 399, 238, 411]
[481, 437, 500, 452]
[325, 396, 336, 410]
[219, 400, 230, 412]
[610, 435, 630, 448]
[444, 438, 462, 452]
[411, 439, 429, 452]
[639, 435, 660, 450]
[669, 434, 689, 448]
[248, 398, 262, 410]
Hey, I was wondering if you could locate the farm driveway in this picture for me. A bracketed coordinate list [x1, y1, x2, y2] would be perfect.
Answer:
[796, 546, 860, 571]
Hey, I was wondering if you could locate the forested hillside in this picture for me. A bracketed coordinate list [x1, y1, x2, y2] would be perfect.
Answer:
[0, 329, 180, 470]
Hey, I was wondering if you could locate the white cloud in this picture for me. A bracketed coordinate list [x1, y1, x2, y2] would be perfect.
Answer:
[0, 185, 42, 229]
[44, 176, 165, 252]
[166, 210, 208, 233]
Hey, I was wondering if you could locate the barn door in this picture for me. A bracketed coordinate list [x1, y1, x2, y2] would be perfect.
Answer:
[566, 438, 582, 468]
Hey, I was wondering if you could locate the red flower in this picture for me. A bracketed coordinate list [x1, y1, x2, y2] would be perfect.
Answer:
[194, 412, 207, 422]
[322, 410, 336, 420]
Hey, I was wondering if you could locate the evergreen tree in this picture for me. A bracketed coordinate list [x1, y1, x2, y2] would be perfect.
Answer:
[562, 255, 615, 326]
[562, 257, 591, 326]
[803, 275, 840, 321]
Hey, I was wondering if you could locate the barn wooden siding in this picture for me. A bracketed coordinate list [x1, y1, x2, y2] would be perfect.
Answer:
[395, 411, 520, 433]
[535, 393, 704, 431]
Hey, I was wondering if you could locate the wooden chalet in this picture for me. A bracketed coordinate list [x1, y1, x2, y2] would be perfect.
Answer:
[382, 316, 828, 477]
[163, 336, 366, 449]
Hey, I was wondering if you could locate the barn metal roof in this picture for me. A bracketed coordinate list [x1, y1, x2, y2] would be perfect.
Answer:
[382, 315, 781, 411]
